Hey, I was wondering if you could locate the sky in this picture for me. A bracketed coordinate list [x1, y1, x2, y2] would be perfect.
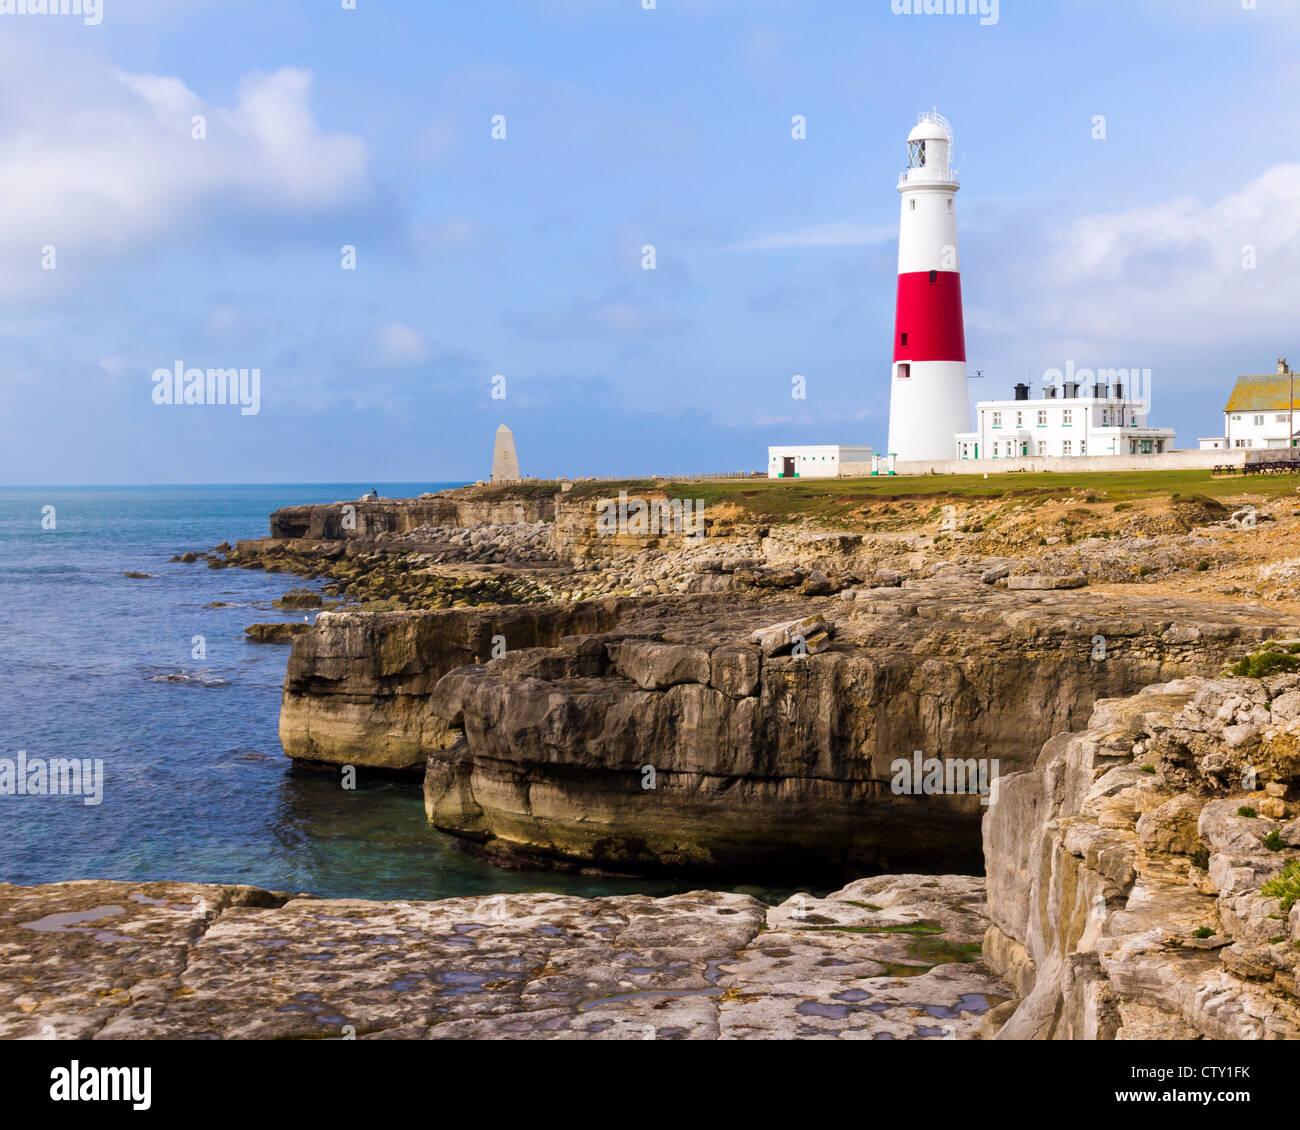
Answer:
[2, 0, 1298, 484]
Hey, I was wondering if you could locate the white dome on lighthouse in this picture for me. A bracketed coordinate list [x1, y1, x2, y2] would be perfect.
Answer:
[908, 116, 952, 143]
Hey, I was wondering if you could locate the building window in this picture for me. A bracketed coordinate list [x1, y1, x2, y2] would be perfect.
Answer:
[1037, 441, 1047, 455]
[1232, 415, 1241, 422]
[1277, 414, 1290, 423]
[1015, 411, 1023, 428]
[1062, 440, 1072, 456]
[1254, 415, 1265, 426]
[991, 411, 1002, 428]
[1080, 441, 1086, 455]
[1062, 409, 1072, 426]
[1037, 410, 1047, 426]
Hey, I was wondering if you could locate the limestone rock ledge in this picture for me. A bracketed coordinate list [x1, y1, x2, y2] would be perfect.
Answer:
[279, 601, 622, 772]
[0, 875, 1005, 1040]
[421, 574, 1300, 873]
[984, 674, 1300, 1040]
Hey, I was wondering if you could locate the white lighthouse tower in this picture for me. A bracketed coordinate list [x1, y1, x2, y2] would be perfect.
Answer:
[886, 111, 970, 461]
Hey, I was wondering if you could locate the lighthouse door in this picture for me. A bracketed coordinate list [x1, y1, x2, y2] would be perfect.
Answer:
[782, 457, 796, 478]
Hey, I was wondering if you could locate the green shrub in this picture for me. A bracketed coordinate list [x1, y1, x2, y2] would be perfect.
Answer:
[1261, 860, 1300, 913]
[1190, 845, 1210, 870]
[1263, 830, 1285, 852]
[1228, 642, 1300, 678]
[1238, 806, 1257, 818]
[1193, 926, 1214, 939]
[1196, 560, 1211, 572]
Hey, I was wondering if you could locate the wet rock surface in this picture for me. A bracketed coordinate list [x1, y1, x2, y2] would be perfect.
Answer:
[0, 875, 1005, 1040]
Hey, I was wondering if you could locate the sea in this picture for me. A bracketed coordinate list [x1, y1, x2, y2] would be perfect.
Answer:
[0, 484, 736, 903]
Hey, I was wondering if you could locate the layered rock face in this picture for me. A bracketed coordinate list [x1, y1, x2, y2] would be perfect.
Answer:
[280, 601, 622, 771]
[268, 495, 554, 542]
[0, 874, 1004, 1040]
[984, 674, 1300, 1040]
[420, 570, 1300, 874]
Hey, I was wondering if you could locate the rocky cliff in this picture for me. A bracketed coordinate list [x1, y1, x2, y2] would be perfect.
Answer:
[268, 493, 555, 542]
[280, 601, 623, 771]
[983, 668, 1300, 1039]
[419, 569, 1300, 874]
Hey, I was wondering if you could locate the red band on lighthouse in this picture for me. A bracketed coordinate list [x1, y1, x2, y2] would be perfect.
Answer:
[893, 271, 966, 363]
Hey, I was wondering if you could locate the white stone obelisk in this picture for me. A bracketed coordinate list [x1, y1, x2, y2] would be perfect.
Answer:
[491, 424, 521, 483]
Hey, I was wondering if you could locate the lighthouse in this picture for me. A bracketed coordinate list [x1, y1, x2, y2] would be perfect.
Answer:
[887, 111, 970, 461]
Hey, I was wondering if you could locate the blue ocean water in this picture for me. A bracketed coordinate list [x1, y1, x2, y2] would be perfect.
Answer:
[0, 484, 703, 902]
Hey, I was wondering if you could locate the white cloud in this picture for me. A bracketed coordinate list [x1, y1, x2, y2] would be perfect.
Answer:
[728, 222, 896, 251]
[1025, 163, 1300, 349]
[510, 293, 694, 340]
[0, 35, 369, 296]
[377, 322, 430, 364]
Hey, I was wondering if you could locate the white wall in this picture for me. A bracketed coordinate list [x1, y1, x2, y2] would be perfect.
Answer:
[769, 446, 871, 479]
[1225, 409, 1297, 449]
[960, 396, 1173, 460]
[871, 447, 1266, 477]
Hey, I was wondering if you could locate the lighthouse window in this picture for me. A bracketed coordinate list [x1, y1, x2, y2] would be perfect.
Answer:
[900, 333, 908, 347]
[947, 199, 954, 212]
[897, 363, 910, 379]
[910, 200, 916, 211]
[929, 270, 937, 285]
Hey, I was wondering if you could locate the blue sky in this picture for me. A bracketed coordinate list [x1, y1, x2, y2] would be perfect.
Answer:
[2, 0, 1298, 484]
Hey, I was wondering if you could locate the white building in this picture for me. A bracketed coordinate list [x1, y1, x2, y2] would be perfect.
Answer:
[1202, 360, 1297, 450]
[956, 379, 1174, 460]
[768, 445, 873, 479]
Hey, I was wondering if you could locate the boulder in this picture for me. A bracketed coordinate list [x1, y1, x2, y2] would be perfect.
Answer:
[749, 614, 828, 657]
[1006, 575, 1087, 591]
